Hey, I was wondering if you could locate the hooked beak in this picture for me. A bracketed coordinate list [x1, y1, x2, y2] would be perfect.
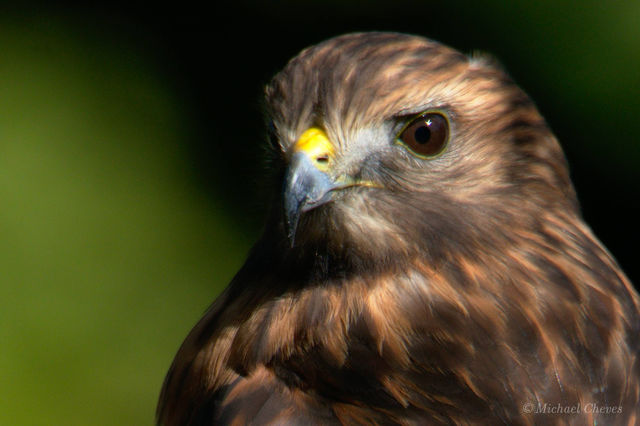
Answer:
[284, 151, 338, 244]
[282, 127, 380, 245]
[283, 128, 337, 244]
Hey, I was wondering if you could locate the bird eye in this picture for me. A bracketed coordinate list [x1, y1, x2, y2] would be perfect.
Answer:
[397, 112, 449, 158]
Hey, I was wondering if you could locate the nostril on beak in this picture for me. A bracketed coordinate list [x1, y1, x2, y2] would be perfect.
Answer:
[315, 155, 330, 164]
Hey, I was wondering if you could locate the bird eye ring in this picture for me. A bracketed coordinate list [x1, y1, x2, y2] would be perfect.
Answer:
[396, 112, 449, 159]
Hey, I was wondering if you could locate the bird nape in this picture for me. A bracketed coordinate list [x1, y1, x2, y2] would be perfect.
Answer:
[157, 32, 640, 425]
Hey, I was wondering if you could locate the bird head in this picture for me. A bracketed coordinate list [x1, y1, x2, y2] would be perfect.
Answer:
[264, 32, 577, 271]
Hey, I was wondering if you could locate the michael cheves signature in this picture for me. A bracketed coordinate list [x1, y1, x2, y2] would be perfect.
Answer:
[522, 402, 623, 415]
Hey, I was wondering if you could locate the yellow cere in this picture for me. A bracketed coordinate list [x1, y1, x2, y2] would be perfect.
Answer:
[294, 127, 335, 171]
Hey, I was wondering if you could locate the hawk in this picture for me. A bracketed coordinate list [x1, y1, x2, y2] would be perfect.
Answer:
[157, 32, 640, 425]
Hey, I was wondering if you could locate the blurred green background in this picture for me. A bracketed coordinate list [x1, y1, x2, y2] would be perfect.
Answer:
[1, 1, 638, 425]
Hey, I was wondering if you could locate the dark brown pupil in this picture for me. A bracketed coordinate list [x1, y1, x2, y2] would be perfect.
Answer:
[414, 124, 431, 144]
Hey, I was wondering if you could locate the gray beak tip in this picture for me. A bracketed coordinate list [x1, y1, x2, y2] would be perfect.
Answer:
[283, 152, 335, 246]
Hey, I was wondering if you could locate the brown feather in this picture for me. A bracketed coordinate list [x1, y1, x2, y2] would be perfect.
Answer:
[158, 32, 640, 425]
